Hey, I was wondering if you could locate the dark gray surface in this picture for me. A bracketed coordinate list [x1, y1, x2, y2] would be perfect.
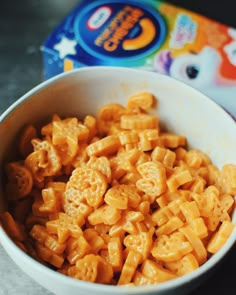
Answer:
[0, 0, 79, 113]
[0, 0, 235, 294]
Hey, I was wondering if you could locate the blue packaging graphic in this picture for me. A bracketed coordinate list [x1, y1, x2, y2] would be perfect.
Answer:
[42, 0, 236, 117]
[42, 0, 168, 78]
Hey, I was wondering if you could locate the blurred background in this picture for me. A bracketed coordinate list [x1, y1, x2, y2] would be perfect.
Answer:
[0, 0, 78, 113]
[1, 0, 236, 114]
[0, 0, 235, 294]
[1, 0, 236, 113]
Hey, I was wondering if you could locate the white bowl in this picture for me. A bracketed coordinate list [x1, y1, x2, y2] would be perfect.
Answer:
[0, 66, 235, 295]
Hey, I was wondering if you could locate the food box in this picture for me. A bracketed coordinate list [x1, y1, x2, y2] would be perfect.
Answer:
[41, 0, 236, 118]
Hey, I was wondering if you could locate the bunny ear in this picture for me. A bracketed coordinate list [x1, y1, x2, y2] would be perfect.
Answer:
[228, 27, 236, 39]
[154, 50, 173, 75]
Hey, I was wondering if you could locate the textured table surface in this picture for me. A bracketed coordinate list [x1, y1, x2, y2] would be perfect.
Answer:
[0, 1, 236, 294]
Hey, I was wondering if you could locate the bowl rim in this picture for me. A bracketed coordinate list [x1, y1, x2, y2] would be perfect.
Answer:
[1, 65, 235, 124]
[0, 66, 236, 293]
[0, 225, 235, 293]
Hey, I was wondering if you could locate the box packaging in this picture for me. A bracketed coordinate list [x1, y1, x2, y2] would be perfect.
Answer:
[42, 0, 236, 117]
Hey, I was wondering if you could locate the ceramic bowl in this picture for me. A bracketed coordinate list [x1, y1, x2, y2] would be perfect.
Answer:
[0, 66, 235, 295]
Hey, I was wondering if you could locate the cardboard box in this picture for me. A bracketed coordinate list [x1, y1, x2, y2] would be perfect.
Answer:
[42, 0, 236, 117]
